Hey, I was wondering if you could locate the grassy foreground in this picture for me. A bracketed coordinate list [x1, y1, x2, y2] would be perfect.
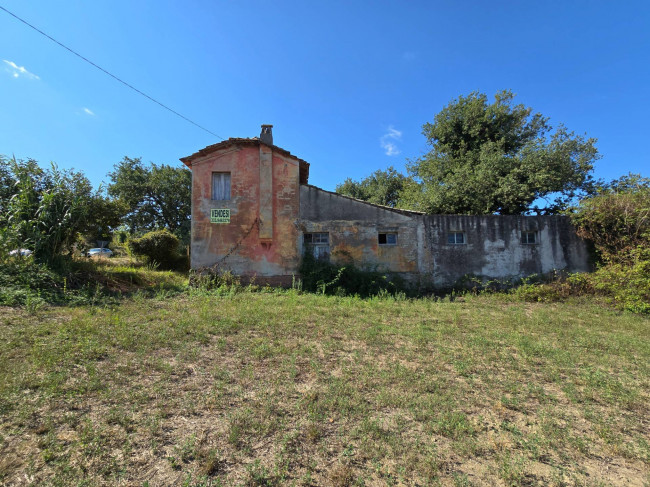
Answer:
[0, 289, 649, 486]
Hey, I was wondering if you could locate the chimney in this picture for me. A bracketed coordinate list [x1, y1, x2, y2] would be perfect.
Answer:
[260, 124, 273, 145]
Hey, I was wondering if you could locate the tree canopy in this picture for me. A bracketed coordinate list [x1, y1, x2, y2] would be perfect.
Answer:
[108, 157, 191, 242]
[403, 90, 600, 214]
[335, 167, 408, 207]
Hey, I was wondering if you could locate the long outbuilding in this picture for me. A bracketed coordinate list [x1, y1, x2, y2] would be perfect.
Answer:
[181, 125, 591, 288]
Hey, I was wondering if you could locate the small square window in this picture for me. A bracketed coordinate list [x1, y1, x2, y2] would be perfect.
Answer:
[378, 233, 397, 245]
[212, 172, 231, 200]
[447, 232, 465, 244]
[521, 231, 537, 244]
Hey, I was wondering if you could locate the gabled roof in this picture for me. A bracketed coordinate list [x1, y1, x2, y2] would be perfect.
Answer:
[180, 137, 310, 184]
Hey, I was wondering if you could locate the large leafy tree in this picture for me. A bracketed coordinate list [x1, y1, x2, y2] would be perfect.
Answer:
[405, 90, 600, 214]
[336, 167, 409, 208]
[108, 157, 191, 242]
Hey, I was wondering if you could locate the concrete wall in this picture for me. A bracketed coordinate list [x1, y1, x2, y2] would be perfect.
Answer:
[299, 188, 591, 288]
[421, 215, 591, 287]
[190, 143, 301, 283]
[300, 185, 422, 283]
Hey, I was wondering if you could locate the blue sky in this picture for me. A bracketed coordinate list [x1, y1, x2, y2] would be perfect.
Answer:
[1, 0, 648, 192]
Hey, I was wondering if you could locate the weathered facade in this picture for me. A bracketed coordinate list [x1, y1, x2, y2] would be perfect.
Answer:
[181, 126, 591, 288]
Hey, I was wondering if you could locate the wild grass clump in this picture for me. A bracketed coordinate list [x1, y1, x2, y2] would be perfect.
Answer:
[513, 250, 650, 313]
[0, 254, 186, 307]
[0, 254, 67, 305]
[188, 268, 252, 297]
[298, 251, 408, 297]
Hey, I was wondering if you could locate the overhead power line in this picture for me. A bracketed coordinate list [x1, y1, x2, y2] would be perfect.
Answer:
[0, 5, 224, 140]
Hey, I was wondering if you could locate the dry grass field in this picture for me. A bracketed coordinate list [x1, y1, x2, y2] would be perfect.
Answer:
[1, 286, 648, 486]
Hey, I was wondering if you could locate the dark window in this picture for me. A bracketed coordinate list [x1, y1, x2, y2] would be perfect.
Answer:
[212, 172, 231, 200]
[447, 232, 465, 244]
[304, 233, 330, 260]
[304, 233, 329, 244]
[378, 233, 398, 245]
[521, 231, 537, 244]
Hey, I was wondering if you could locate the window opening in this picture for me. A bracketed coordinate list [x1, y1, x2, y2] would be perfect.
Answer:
[378, 233, 398, 245]
[521, 231, 537, 244]
[212, 172, 231, 200]
[447, 231, 465, 244]
[304, 233, 330, 260]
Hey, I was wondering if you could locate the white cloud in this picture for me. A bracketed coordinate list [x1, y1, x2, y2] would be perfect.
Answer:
[83, 107, 95, 116]
[3, 60, 40, 80]
[380, 126, 402, 156]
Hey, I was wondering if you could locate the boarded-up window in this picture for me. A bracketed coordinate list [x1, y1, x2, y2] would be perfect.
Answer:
[378, 233, 397, 245]
[304, 233, 330, 261]
[212, 172, 231, 200]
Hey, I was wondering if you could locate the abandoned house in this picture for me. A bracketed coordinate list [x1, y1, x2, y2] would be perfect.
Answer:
[180, 125, 591, 288]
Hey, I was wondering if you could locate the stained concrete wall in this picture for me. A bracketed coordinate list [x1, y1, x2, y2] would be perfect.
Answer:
[299, 187, 590, 288]
[421, 215, 591, 287]
[190, 143, 301, 282]
[300, 185, 421, 283]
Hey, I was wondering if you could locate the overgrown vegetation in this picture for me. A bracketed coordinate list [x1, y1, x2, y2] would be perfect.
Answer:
[0, 254, 186, 307]
[299, 250, 407, 297]
[128, 229, 187, 270]
[515, 174, 650, 313]
[108, 156, 192, 243]
[0, 156, 121, 263]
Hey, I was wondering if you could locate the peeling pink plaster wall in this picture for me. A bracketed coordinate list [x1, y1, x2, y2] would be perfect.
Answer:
[190, 144, 301, 280]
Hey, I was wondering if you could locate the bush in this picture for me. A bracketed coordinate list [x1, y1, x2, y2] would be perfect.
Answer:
[0, 254, 63, 305]
[530, 174, 650, 313]
[571, 175, 650, 263]
[299, 250, 406, 297]
[128, 230, 182, 269]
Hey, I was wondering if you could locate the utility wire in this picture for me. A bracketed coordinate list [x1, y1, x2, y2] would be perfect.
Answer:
[0, 5, 224, 140]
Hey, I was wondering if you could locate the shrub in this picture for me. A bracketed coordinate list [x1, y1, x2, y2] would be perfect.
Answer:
[571, 175, 650, 263]
[128, 229, 181, 269]
[0, 254, 63, 305]
[299, 250, 406, 297]
[538, 174, 650, 313]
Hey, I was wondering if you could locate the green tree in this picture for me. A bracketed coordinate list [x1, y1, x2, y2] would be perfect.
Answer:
[335, 167, 409, 207]
[406, 90, 600, 214]
[108, 157, 191, 242]
[0, 156, 105, 262]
